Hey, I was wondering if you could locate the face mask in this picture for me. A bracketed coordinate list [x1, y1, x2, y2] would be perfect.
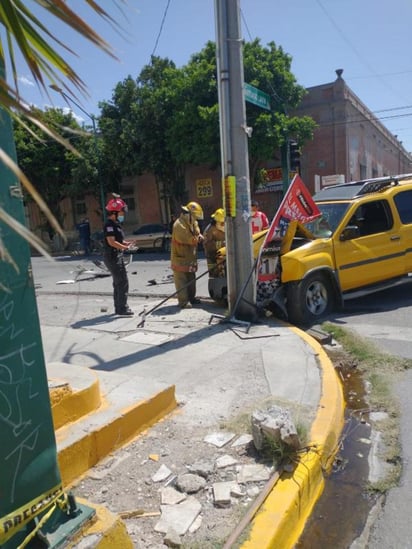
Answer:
[118, 215, 125, 223]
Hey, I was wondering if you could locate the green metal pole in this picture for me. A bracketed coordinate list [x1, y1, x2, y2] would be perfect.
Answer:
[0, 67, 94, 546]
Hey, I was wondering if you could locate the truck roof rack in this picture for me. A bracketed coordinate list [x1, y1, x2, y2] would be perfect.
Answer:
[313, 173, 412, 201]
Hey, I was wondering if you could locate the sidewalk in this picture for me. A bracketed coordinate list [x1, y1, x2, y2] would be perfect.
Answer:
[36, 258, 345, 547]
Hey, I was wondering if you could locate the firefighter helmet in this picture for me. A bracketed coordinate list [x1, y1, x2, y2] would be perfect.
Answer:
[182, 201, 204, 220]
[211, 208, 225, 223]
[105, 197, 127, 212]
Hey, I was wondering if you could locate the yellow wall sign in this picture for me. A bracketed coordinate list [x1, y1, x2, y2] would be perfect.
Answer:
[196, 178, 213, 198]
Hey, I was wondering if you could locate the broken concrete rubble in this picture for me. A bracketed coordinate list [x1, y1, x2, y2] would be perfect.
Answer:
[251, 405, 300, 451]
[175, 473, 206, 494]
[155, 496, 202, 535]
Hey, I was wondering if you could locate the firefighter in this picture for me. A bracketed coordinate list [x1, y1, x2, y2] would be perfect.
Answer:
[103, 196, 134, 316]
[171, 201, 204, 309]
[203, 208, 225, 278]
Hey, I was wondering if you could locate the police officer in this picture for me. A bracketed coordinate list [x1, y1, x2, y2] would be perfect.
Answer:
[103, 196, 134, 316]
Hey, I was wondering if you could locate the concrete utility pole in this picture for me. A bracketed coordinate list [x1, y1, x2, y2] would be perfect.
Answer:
[214, 0, 255, 320]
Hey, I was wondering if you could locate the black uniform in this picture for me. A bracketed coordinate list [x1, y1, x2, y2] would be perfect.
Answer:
[103, 218, 129, 314]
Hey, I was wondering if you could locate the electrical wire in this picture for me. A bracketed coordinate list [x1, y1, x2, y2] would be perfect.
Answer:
[315, 0, 411, 107]
[151, 0, 171, 58]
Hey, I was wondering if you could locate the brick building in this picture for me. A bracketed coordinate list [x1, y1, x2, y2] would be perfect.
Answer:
[28, 70, 412, 246]
[293, 69, 412, 194]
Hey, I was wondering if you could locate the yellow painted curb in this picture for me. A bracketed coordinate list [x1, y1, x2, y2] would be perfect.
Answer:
[67, 498, 133, 548]
[58, 385, 177, 487]
[241, 326, 345, 549]
[51, 377, 102, 430]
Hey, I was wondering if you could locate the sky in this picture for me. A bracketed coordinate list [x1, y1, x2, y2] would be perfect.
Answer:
[9, 0, 412, 152]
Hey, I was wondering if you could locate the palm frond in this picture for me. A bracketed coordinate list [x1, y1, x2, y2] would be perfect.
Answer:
[0, 0, 124, 100]
[0, 1, 127, 258]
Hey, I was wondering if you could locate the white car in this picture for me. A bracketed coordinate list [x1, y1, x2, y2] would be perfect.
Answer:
[126, 223, 171, 252]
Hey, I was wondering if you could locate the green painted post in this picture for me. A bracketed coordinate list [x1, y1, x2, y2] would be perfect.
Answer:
[0, 65, 94, 547]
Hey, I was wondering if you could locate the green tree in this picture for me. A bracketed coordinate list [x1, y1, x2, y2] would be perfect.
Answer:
[13, 106, 99, 232]
[243, 39, 317, 182]
[99, 39, 316, 208]
[0, 0, 121, 251]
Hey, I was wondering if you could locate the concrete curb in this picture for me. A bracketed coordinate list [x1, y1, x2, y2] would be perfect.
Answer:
[55, 382, 177, 487]
[49, 362, 102, 430]
[240, 326, 345, 549]
[67, 498, 133, 548]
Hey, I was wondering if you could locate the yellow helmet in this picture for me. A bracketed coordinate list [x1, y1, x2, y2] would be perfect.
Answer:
[182, 201, 204, 220]
[211, 208, 225, 223]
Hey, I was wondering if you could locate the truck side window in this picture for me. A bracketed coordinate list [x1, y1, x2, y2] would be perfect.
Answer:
[358, 201, 392, 236]
[393, 190, 412, 224]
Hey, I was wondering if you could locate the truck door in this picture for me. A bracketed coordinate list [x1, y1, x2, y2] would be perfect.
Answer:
[334, 199, 404, 291]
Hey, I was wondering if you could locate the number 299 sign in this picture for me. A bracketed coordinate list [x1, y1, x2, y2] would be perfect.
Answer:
[196, 178, 213, 198]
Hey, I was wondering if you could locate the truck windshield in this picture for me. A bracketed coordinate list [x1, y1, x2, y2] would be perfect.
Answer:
[304, 202, 350, 237]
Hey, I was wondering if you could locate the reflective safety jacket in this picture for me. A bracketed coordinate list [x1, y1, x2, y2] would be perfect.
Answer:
[171, 214, 200, 272]
[203, 222, 225, 277]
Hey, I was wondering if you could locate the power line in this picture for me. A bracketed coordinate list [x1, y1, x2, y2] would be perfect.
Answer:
[240, 9, 253, 42]
[315, 0, 410, 106]
[151, 0, 171, 58]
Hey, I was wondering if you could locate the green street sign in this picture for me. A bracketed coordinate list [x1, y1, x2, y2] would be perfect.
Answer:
[244, 83, 271, 110]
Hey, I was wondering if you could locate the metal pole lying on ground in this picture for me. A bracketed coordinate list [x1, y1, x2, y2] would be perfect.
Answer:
[137, 268, 213, 328]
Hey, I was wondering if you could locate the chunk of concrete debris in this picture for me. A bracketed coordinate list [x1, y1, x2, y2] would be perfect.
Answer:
[163, 527, 181, 548]
[188, 459, 214, 478]
[152, 463, 173, 482]
[203, 431, 236, 448]
[247, 485, 261, 498]
[236, 464, 272, 483]
[188, 515, 202, 533]
[215, 454, 238, 469]
[251, 405, 300, 451]
[175, 473, 206, 494]
[155, 496, 202, 535]
[212, 480, 235, 507]
[161, 487, 187, 505]
[231, 434, 253, 447]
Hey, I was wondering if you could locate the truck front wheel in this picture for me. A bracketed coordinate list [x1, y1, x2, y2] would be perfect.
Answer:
[286, 272, 335, 326]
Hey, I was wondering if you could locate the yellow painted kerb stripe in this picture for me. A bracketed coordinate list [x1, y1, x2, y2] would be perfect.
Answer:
[240, 326, 345, 549]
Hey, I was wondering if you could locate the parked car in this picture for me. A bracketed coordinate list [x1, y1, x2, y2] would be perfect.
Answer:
[126, 223, 171, 252]
[210, 173, 412, 325]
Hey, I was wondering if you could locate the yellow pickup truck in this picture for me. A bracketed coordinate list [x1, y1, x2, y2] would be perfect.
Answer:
[209, 173, 412, 325]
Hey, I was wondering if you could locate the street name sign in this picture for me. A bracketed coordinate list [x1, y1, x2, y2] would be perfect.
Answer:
[244, 83, 271, 110]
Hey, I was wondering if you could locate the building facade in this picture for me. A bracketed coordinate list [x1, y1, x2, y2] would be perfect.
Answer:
[29, 70, 412, 248]
[293, 69, 412, 194]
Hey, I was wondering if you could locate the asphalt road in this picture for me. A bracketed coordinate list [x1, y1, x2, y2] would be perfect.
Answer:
[329, 283, 412, 548]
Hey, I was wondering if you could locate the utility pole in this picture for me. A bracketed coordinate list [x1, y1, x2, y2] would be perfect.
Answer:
[214, 0, 255, 320]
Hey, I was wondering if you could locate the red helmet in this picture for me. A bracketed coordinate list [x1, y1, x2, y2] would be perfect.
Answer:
[105, 197, 127, 212]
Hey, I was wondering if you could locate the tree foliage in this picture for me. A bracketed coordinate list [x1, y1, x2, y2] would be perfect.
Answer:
[13, 107, 99, 226]
[98, 39, 316, 211]
[0, 0, 124, 255]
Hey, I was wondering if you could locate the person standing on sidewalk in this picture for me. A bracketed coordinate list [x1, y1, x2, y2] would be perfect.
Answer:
[76, 217, 91, 255]
[103, 196, 134, 317]
[250, 200, 269, 234]
[171, 201, 204, 309]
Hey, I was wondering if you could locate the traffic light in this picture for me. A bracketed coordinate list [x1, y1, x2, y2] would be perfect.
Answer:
[289, 140, 301, 172]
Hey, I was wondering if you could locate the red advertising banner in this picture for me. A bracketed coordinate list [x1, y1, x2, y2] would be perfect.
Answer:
[257, 174, 321, 282]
